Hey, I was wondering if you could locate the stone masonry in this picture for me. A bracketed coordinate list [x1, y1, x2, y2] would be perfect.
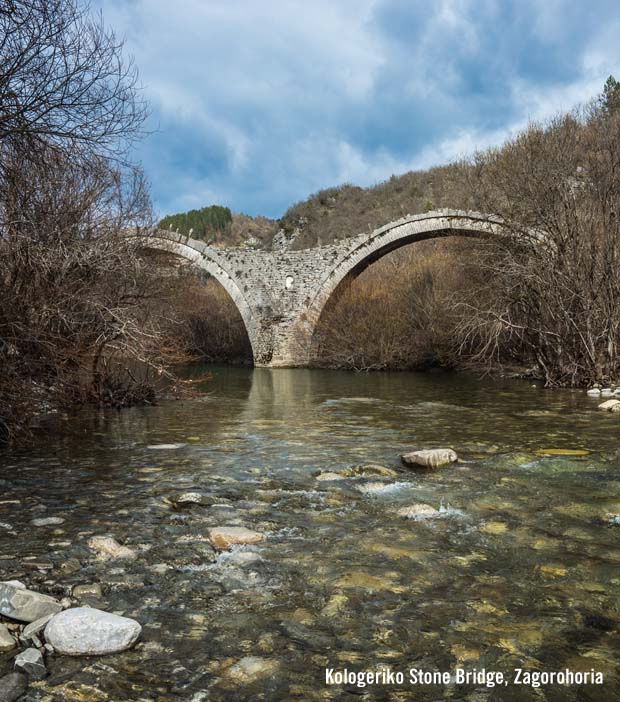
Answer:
[131, 210, 501, 367]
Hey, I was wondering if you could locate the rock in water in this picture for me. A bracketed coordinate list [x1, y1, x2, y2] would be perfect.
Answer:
[31, 517, 65, 527]
[72, 583, 103, 599]
[167, 492, 213, 508]
[0, 623, 15, 652]
[401, 448, 457, 469]
[14, 648, 46, 680]
[598, 399, 620, 412]
[397, 503, 439, 520]
[0, 672, 27, 702]
[208, 527, 265, 551]
[87, 535, 136, 560]
[22, 613, 55, 641]
[315, 472, 343, 482]
[224, 656, 278, 683]
[0, 583, 62, 622]
[44, 607, 141, 656]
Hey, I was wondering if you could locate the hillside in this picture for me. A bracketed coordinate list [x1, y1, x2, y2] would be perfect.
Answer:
[278, 162, 474, 249]
[159, 161, 475, 251]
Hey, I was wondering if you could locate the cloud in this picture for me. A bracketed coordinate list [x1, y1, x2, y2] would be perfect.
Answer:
[98, 0, 620, 219]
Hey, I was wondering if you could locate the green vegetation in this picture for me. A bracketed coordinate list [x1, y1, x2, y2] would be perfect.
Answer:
[159, 205, 233, 240]
[601, 75, 620, 112]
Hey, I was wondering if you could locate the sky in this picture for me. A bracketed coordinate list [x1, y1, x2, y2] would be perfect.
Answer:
[98, 0, 620, 220]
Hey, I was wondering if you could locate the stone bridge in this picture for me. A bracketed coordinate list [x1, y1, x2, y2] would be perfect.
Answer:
[131, 209, 501, 367]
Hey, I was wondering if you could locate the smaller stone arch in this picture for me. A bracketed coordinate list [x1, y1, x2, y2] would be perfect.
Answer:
[129, 230, 260, 362]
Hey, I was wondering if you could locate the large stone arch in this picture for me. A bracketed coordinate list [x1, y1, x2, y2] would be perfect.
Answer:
[274, 210, 502, 366]
[129, 230, 260, 361]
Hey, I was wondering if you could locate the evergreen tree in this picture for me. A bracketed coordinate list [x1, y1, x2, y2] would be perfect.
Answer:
[601, 75, 620, 112]
[159, 205, 233, 241]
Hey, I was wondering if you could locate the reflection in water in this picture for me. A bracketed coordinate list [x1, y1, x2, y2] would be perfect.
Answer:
[0, 366, 619, 701]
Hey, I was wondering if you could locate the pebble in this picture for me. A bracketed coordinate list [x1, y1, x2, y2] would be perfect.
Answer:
[31, 517, 65, 527]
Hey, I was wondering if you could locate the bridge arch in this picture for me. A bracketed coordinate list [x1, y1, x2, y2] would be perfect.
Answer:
[129, 230, 260, 362]
[277, 210, 502, 366]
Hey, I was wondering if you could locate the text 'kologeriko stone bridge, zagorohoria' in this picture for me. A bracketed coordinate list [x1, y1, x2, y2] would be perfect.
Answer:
[131, 210, 501, 367]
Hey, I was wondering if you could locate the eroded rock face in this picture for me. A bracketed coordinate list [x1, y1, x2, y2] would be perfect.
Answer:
[87, 536, 136, 560]
[44, 607, 141, 656]
[0, 582, 62, 623]
[208, 527, 265, 551]
[401, 448, 457, 469]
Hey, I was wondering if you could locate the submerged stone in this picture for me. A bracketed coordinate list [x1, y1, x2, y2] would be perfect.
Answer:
[87, 535, 136, 560]
[397, 503, 439, 520]
[347, 464, 399, 477]
[315, 472, 343, 481]
[224, 656, 279, 683]
[401, 448, 457, 469]
[72, 583, 103, 599]
[534, 448, 589, 456]
[0, 672, 27, 702]
[167, 492, 214, 508]
[146, 443, 184, 449]
[0, 582, 62, 623]
[44, 607, 141, 656]
[357, 481, 392, 495]
[31, 516, 65, 527]
[208, 527, 265, 551]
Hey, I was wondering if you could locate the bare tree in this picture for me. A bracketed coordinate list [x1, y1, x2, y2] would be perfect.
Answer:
[0, 1, 192, 444]
[0, 0, 146, 156]
[460, 106, 620, 386]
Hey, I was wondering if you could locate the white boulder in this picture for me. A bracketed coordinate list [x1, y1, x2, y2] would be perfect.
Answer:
[44, 607, 141, 656]
[598, 399, 620, 412]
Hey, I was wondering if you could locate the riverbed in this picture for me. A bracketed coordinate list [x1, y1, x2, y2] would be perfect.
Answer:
[1, 367, 619, 701]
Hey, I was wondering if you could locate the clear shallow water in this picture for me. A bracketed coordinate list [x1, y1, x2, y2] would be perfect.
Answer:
[0, 366, 619, 701]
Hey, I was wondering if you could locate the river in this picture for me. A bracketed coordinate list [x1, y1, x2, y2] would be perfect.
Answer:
[1, 366, 619, 701]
